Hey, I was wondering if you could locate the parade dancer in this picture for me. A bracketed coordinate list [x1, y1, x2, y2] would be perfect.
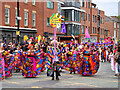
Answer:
[21, 44, 44, 77]
[115, 43, 120, 76]
[109, 51, 115, 71]
[47, 45, 62, 80]
[78, 44, 99, 76]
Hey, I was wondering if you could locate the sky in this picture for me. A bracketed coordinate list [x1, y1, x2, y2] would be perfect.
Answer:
[92, 0, 119, 16]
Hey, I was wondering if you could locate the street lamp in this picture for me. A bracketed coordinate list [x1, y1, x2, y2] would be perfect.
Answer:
[17, 0, 20, 43]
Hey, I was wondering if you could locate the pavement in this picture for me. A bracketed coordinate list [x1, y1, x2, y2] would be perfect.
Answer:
[1, 62, 119, 88]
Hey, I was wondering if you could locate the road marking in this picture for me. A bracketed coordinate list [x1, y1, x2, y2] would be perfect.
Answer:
[5, 81, 20, 84]
[31, 86, 42, 88]
[87, 84, 99, 87]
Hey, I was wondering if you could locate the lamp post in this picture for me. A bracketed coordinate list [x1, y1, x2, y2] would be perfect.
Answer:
[17, 0, 20, 43]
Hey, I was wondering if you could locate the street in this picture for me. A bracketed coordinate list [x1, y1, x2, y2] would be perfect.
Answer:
[1, 62, 119, 88]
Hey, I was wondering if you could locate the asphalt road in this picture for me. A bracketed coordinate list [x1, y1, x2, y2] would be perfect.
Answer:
[1, 62, 119, 88]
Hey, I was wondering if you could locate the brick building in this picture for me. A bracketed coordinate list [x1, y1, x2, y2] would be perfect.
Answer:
[105, 16, 120, 39]
[60, 0, 105, 43]
[0, 0, 107, 43]
[0, 1, 40, 42]
[0, 0, 63, 42]
[80, 2, 105, 42]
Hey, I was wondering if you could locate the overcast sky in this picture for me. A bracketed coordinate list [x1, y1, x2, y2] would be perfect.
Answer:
[92, 0, 119, 16]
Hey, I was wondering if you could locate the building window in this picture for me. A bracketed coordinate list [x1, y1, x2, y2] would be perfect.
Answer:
[81, 25, 84, 34]
[74, 11, 80, 22]
[66, 25, 71, 36]
[24, 12, 28, 26]
[95, 27, 96, 33]
[86, 2, 87, 8]
[106, 31, 107, 36]
[5, 8, 9, 24]
[88, 14, 90, 21]
[114, 30, 116, 37]
[58, 3, 61, 14]
[98, 10, 100, 14]
[32, 0, 35, 5]
[114, 22, 116, 28]
[85, 13, 87, 21]
[51, 2, 54, 9]
[78, 11, 80, 22]
[95, 16, 97, 23]
[81, 12, 84, 21]
[93, 15, 94, 22]
[65, 10, 71, 21]
[24, 0, 28, 3]
[100, 17, 102, 24]
[93, 27, 94, 34]
[88, 2, 90, 8]
[117, 23, 119, 29]
[74, 11, 77, 21]
[32, 13, 35, 26]
[15, 9, 18, 25]
[80, 0, 84, 7]
[47, 0, 54, 9]
[47, 18, 50, 26]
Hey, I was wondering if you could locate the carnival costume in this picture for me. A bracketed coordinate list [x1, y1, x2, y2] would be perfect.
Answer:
[77, 50, 99, 76]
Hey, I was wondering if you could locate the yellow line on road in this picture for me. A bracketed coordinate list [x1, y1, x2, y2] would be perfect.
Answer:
[31, 86, 42, 88]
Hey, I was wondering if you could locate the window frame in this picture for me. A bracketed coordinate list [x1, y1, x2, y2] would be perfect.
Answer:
[88, 14, 90, 21]
[47, 17, 50, 26]
[93, 15, 94, 22]
[24, 12, 28, 26]
[85, 13, 87, 21]
[15, 9, 18, 25]
[95, 16, 97, 23]
[81, 25, 84, 34]
[93, 27, 94, 34]
[32, 13, 36, 27]
[95, 27, 96, 34]
[5, 8, 9, 24]
[88, 2, 90, 8]
[32, 0, 35, 5]
[47, 0, 54, 9]
[114, 22, 116, 28]
[24, 0, 28, 4]
[81, 12, 84, 21]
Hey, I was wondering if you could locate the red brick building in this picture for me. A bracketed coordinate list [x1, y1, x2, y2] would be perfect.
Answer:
[80, 1, 105, 42]
[0, 0, 63, 42]
[105, 16, 120, 39]
[0, 0, 107, 43]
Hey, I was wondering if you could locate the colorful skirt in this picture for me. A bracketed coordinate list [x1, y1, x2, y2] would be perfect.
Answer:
[21, 54, 44, 77]
[77, 54, 99, 76]
[2, 55, 15, 79]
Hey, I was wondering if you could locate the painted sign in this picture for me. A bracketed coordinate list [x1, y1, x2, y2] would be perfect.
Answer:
[50, 13, 61, 28]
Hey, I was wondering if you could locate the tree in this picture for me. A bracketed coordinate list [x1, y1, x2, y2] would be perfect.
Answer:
[118, 15, 120, 20]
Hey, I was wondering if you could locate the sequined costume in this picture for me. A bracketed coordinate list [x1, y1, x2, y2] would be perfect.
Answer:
[77, 51, 99, 76]
[21, 51, 44, 77]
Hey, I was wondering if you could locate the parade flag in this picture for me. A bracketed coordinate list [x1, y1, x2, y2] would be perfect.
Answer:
[38, 35, 41, 42]
[85, 28, 90, 38]
[24, 35, 28, 41]
[61, 22, 66, 34]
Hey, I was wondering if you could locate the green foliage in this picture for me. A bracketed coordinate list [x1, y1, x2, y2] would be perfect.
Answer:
[118, 15, 120, 20]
